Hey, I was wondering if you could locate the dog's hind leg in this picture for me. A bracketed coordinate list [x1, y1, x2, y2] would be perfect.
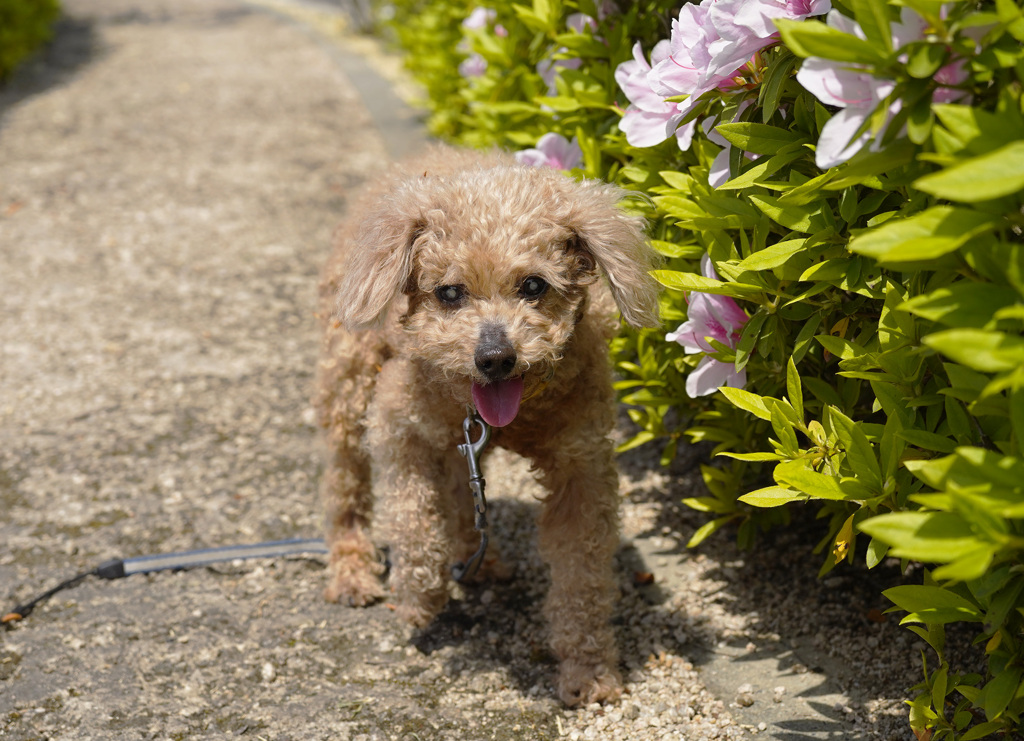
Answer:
[314, 323, 388, 606]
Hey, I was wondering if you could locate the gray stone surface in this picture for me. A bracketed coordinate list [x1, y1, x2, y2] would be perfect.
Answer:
[1, 1, 924, 738]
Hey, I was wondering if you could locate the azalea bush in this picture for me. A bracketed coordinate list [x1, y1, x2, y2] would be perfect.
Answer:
[0, 0, 60, 79]
[379, 0, 1024, 736]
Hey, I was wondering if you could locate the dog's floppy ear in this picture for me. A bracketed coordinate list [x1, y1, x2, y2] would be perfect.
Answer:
[566, 182, 661, 328]
[336, 183, 427, 331]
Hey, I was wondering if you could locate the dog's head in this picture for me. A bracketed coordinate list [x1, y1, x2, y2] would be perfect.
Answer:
[337, 158, 659, 427]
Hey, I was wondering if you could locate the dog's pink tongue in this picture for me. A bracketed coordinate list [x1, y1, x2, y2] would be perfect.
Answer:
[472, 377, 524, 428]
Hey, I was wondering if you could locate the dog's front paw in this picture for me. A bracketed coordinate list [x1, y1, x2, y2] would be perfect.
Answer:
[324, 554, 385, 606]
[393, 589, 448, 629]
[556, 660, 623, 707]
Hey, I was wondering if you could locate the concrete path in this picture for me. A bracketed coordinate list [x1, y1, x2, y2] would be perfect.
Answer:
[0, 1, 920, 739]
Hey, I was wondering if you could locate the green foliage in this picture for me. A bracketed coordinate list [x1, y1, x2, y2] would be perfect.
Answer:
[0, 0, 61, 79]
[380, 0, 1024, 736]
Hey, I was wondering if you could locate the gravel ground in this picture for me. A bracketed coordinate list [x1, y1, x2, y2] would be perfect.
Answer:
[0, 1, 955, 739]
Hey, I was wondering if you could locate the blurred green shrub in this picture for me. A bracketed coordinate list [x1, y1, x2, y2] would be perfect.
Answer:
[0, 0, 61, 79]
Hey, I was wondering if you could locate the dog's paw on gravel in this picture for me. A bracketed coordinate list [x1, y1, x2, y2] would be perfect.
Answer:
[557, 660, 624, 706]
[324, 557, 386, 606]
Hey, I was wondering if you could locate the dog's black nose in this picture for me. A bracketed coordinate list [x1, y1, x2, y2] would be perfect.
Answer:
[475, 324, 517, 381]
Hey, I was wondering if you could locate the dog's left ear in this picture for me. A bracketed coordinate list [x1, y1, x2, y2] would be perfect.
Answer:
[565, 182, 661, 328]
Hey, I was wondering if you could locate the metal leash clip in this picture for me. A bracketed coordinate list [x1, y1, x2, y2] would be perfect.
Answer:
[451, 410, 491, 583]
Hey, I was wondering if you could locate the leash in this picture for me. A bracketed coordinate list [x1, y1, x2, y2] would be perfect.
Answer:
[2, 538, 327, 627]
[5, 411, 498, 625]
[451, 410, 491, 583]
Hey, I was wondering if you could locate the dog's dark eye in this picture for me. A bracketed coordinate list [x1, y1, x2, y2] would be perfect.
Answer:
[434, 284, 466, 306]
[519, 276, 548, 300]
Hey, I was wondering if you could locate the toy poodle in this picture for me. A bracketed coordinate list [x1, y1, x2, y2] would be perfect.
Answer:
[313, 145, 659, 706]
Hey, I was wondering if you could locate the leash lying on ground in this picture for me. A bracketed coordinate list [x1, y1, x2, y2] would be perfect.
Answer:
[1, 538, 328, 626]
[4, 412, 493, 626]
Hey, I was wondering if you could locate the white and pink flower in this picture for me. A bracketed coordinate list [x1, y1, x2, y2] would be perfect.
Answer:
[614, 41, 697, 149]
[615, 0, 831, 150]
[796, 7, 969, 168]
[666, 255, 749, 398]
[515, 133, 584, 170]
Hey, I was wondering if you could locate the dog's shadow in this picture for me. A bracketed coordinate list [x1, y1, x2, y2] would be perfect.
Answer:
[405, 495, 697, 698]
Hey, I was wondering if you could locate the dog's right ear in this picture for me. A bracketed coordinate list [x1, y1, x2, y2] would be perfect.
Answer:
[336, 185, 427, 331]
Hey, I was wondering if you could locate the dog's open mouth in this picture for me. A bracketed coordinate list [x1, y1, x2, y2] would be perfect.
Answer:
[471, 377, 524, 428]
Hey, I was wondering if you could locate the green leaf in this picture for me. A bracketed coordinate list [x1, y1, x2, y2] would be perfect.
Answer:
[816, 334, 868, 361]
[924, 329, 1024, 373]
[738, 485, 807, 507]
[773, 460, 850, 500]
[769, 400, 800, 454]
[905, 42, 945, 79]
[932, 546, 995, 582]
[914, 141, 1024, 202]
[659, 170, 694, 191]
[933, 104, 1021, 156]
[859, 512, 984, 562]
[829, 407, 882, 491]
[734, 310, 768, 372]
[786, 357, 804, 424]
[883, 584, 984, 624]
[682, 497, 735, 514]
[931, 663, 949, 717]
[734, 238, 809, 271]
[759, 50, 801, 122]
[980, 667, 1023, 721]
[687, 515, 737, 547]
[714, 122, 807, 155]
[718, 386, 772, 421]
[749, 193, 826, 233]
[900, 283, 1020, 328]
[650, 239, 705, 259]
[616, 429, 655, 452]
[717, 149, 804, 191]
[850, 0, 892, 53]
[962, 721, 1011, 741]
[896, 429, 957, 453]
[718, 451, 785, 462]
[865, 537, 889, 568]
[996, 0, 1024, 41]
[849, 206, 998, 263]
[776, 18, 889, 65]
[651, 270, 761, 298]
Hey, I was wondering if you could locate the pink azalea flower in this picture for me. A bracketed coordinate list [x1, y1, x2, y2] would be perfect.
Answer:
[649, 3, 717, 112]
[462, 7, 507, 38]
[704, 100, 755, 188]
[515, 133, 583, 170]
[459, 53, 488, 79]
[618, 0, 830, 152]
[666, 255, 749, 397]
[796, 7, 968, 169]
[707, 0, 832, 78]
[537, 13, 600, 95]
[537, 56, 584, 95]
[462, 7, 495, 30]
[566, 12, 597, 34]
[614, 41, 696, 149]
[653, 0, 831, 112]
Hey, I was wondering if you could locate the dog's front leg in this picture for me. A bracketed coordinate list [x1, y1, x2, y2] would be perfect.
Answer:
[535, 441, 623, 706]
[364, 360, 455, 629]
[375, 447, 453, 628]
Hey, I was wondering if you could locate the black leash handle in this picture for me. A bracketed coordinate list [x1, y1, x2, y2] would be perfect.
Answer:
[451, 412, 490, 582]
